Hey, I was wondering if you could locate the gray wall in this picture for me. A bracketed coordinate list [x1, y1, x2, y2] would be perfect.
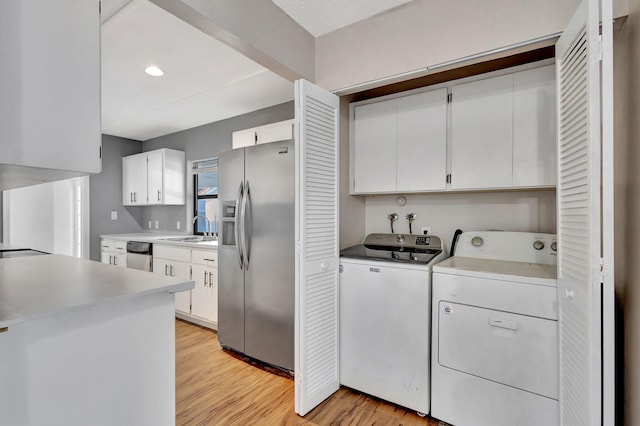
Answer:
[141, 101, 294, 233]
[89, 135, 144, 260]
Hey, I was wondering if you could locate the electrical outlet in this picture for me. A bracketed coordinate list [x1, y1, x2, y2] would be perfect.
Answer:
[148, 221, 152, 229]
[421, 226, 432, 235]
[176, 221, 181, 230]
[155, 220, 159, 230]
[110, 211, 118, 221]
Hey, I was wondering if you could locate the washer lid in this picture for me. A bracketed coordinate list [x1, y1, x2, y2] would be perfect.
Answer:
[433, 256, 557, 286]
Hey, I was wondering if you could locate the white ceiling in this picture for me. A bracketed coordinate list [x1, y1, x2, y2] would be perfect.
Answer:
[101, 0, 413, 141]
[270, 0, 414, 37]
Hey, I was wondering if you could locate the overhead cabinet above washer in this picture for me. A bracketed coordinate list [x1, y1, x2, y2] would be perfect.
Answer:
[352, 88, 448, 193]
[349, 62, 556, 195]
[122, 148, 185, 206]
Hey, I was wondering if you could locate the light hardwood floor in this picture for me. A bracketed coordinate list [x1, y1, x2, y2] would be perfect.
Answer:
[176, 319, 440, 425]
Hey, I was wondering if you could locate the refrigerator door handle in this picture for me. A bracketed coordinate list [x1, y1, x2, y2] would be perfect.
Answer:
[235, 181, 244, 270]
[243, 181, 252, 270]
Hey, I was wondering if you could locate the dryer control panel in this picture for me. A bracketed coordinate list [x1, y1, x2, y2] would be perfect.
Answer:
[454, 231, 557, 265]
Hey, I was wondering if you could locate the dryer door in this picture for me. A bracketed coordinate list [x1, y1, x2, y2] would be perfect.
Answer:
[437, 301, 558, 399]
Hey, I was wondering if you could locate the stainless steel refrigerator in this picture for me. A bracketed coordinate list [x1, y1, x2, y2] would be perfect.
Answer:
[218, 140, 295, 372]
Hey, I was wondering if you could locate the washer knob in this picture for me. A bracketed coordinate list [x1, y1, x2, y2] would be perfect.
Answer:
[471, 236, 483, 247]
[533, 240, 545, 250]
[551, 241, 557, 252]
[397, 234, 405, 244]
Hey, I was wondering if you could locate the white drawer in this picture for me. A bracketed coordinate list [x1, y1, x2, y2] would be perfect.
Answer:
[154, 244, 191, 263]
[101, 239, 127, 252]
[113, 240, 127, 252]
[192, 249, 217, 267]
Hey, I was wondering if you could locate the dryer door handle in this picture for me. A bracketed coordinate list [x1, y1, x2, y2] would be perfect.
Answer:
[489, 318, 518, 331]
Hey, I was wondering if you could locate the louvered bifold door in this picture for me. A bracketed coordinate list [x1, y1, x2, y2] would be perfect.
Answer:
[294, 79, 340, 416]
[556, 0, 614, 424]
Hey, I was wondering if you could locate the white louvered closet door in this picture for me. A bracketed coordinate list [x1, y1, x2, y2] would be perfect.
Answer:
[556, 0, 614, 425]
[294, 79, 340, 416]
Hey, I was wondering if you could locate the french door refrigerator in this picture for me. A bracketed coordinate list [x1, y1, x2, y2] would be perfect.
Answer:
[218, 139, 295, 371]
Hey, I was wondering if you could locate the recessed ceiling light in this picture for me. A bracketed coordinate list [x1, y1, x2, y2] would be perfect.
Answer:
[144, 66, 164, 77]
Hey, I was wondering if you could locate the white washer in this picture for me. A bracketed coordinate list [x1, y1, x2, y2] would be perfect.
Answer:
[431, 231, 558, 426]
[339, 233, 446, 415]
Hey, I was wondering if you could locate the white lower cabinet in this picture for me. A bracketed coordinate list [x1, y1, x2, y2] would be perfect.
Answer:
[153, 249, 191, 314]
[100, 238, 127, 267]
[153, 244, 218, 329]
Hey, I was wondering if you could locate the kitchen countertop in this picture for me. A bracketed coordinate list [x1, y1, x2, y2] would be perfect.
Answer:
[101, 233, 218, 249]
[0, 254, 194, 328]
[0, 242, 31, 251]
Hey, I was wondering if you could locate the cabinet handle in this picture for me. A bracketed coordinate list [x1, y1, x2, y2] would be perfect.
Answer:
[204, 270, 208, 286]
[109, 255, 113, 265]
[130, 192, 133, 203]
[113, 256, 117, 266]
[170, 265, 175, 276]
[208, 272, 213, 287]
[157, 190, 161, 202]
[165, 264, 169, 276]
[134, 192, 137, 202]
[203, 258, 215, 262]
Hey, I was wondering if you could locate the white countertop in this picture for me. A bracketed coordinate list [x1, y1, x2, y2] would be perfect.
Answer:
[0, 242, 31, 251]
[0, 254, 194, 328]
[101, 233, 218, 249]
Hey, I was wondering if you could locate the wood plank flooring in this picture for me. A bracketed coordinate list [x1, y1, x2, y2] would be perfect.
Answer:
[176, 319, 441, 425]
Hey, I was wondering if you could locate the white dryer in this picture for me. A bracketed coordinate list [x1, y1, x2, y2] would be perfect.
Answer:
[431, 231, 558, 426]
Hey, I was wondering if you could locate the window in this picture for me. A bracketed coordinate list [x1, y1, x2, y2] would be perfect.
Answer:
[193, 158, 219, 236]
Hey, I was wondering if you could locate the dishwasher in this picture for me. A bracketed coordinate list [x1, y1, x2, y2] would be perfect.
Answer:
[126, 241, 152, 271]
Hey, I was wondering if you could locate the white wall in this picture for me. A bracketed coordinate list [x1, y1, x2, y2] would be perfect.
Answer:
[3, 178, 80, 254]
[316, 0, 581, 91]
[3, 183, 54, 252]
[365, 190, 556, 253]
[618, 0, 640, 423]
[52, 179, 75, 256]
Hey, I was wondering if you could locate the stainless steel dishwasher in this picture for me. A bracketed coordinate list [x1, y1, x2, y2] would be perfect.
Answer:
[126, 241, 152, 271]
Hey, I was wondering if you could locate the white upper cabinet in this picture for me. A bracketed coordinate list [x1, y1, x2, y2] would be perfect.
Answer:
[451, 64, 556, 190]
[232, 128, 257, 149]
[513, 65, 557, 187]
[0, 0, 101, 189]
[353, 100, 397, 193]
[122, 148, 185, 206]
[349, 62, 557, 194]
[396, 89, 448, 191]
[352, 88, 447, 194]
[123, 154, 148, 206]
[232, 119, 294, 149]
[450, 74, 514, 189]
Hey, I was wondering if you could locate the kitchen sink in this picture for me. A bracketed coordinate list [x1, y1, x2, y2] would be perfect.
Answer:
[161, 236, 211, 243]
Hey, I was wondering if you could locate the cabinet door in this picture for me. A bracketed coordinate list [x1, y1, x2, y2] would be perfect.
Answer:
[122, 154, 148, 205]
[153, 258, 191, 313]
[101, 251, 112, 265]
[191, 264, 217, 322]
[396, 89, 448, 191]
[451, 74, 514, 189]
[257, 120, 294, 144]
[513, 65, 556, 187]
[232, 128, 256, 149]
[147, 150, 164, 205]
[0, 0, 101, 176]
[112, 253, 126, 268]
[353, 100, 397, 193]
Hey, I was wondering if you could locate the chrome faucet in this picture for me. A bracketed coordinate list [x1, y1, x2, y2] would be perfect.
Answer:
[192, 215, 215, 240]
